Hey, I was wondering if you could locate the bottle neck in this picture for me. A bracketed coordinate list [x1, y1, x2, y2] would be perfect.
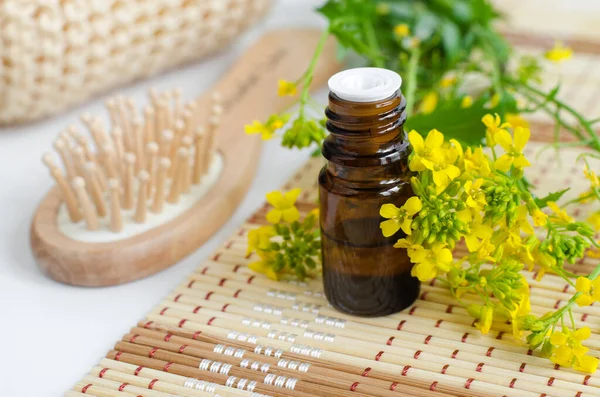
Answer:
[322, 92, 409, 173]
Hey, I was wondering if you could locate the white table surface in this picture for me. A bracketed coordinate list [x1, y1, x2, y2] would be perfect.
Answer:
[0, 1, 327, 394]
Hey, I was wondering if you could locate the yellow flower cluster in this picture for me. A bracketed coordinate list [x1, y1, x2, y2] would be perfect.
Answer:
[378, 114, 599, 372]
[246, 188, 320, 281]
[244, 114, 290, 141]
[545, 41, 573, 63]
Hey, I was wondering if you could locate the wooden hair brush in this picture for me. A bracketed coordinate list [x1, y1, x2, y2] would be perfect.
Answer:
[30, 29, 341, 287]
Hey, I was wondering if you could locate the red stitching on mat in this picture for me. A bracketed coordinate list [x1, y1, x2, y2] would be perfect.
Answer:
[397, 320, 405, 330]
[420, 292, 428, 300]
[424, 335, 432, 345]
[178, 319, 187, 328]
[452, 350, 459, 359]
[134, 366, 143, 376]
[164, 333, 172, 342]
[193, 305, 202, 314]
[99, 368, 108, 378]
[430, 381, 438, 391]
[247, 275, 256, 284]
[486, 347, 494, 357]
[362, 367, 371, 377]
[476, 363, 484, 372]
[222, 304, 230, 312]
[144, 321, 153, 329]
[205, 292, 213, 300]
[173, 294, 182, 302]
[547, 377, 555, 386]
[129, 335, 139, 343]
[401, 366, 410, 376]
[581, 313, 589, 322]
[413, 350, 422, 359]
[159, 308, 168, 315]
[435, 319, 443, 328]
[461, 333, 469, 343]
[375, 351, 384, 361]
[519, 363, 526, 373]
[386, 337, 394, 346]
[496, 331, 505, 340]
[350, 382, 359, 391]
[233, 264, 242, 273]
[193, 331, 202, 339]
[218, 278, 227, 286]
[148, 379, 159, 389]
[179, 345, 188, 353]
[234, 289, 242, 298]
[81, 384, 92, 393]
[584, 375, 591, 385]
[465, 378, 474, 389]
[163, 362, 173, 372]
[118, 383, 128, 392]
[510, 378, 517, 388]
[201, 267, 209, 275]
[446, 305, 454, 313]
[187, 280, 195, 288]
[207, 316, 216, 325]
[390, 382, 398, 391]
[526, 349, 533, 356]
[409, 307, 417, 315]
[115, 351, 123, 361]
[441, 364, 449, 374]
[212, 253, 221, 261]
[148, 347, 158, 358]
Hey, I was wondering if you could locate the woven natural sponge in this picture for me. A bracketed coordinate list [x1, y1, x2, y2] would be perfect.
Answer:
[0, 0, 271, 125]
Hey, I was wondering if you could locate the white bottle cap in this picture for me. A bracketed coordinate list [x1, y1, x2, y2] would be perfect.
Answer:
[328, 67, 402, 103]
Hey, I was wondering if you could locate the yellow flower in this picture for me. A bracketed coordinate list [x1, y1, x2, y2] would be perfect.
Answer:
[489, 93, 501, 108]
[550, 327, 591, 367]
[584, 165, 599, 188]
[245, 114, 289, 140]
[277, 80, 297, 96]
[464, 222, 494, 261]
[463, 146, 492, 176]
[379, 197, 423, 237]
[514, 205, 535, 235]
[247, 225, 275, 255]
[547, 201, 574, 224]
[408, 129, 460, 191]
[461, 95, 473, 108]
[545, 41, 573, 63]
[474, 304, 494, 335]
[393, 23, 410, 37]
[532, 209, 548, 227]
[248, 251, 279, 280]
[494, 126, 531, 172]
[409, 242, 453, 281]
[244, 120, 273, 140]
[575, 276, 600, 307]
[419, 92, 438, 114]
[464, 179, 487, 212]
[440, 76, 456, 88]
[408, 129, 444, 171]
[588, 212, 600, 232]
[573, 355, 599, 373]
[505, 113, 530, 129]
[482, 113, 511, 147]
[265, 188, 301, 224]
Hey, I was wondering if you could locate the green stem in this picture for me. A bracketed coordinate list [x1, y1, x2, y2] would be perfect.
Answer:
[299, 29, 330, 119]
[362, 19, 384, 68]
[515, 80, 600, 151]
[405, 47, 421, 116]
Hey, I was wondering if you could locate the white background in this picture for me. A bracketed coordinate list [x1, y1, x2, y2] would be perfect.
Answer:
[0, 1, 326, 394]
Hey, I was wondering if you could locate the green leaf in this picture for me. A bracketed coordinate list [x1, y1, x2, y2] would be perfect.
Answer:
[441, 21, 461, 61]
[534, 188, 570, 209]
[404, 98, 489, 146]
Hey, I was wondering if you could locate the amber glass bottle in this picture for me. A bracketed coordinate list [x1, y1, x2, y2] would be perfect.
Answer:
[319, 68, 419, 317]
